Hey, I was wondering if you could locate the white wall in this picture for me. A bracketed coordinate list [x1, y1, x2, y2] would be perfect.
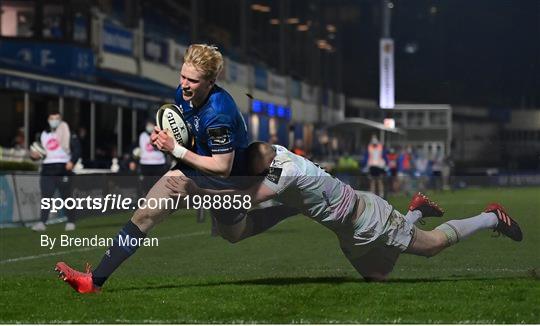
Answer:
[251, 89, 287, 106]
[291, 98, 317, 123]
[140, 61, 178, 87]
[100, 53, 138, 74]
[219, 81, 250, 113]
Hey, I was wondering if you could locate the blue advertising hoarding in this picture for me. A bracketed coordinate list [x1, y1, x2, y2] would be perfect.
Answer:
[102, 21, 134, 56]
[251, 100, 291, 121]
[144, 37, 168, 64]
[0, 40, 95, 78]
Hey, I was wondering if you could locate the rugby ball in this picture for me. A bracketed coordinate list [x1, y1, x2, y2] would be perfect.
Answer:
[155, 104, 193, 149]
[30, 141, 47, 159]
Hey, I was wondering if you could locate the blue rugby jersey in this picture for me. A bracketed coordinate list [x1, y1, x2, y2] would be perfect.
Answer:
[175, 85, 248, 176]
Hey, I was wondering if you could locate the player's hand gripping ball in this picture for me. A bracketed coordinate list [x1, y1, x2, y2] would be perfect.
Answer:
[155, 104, 194, 150]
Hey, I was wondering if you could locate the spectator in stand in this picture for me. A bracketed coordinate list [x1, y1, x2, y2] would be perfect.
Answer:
[29, 111, 80, 232]
[77, 127, 90, 166]
[269, 134, 279, 145]
[442, 152, 454, 191]
[386, 147, 399, 194]
[118, 142, 138, 176]
[414, 150, 430, 192]
[291, 139, 307, 157]
[398, 145, 414, 195]
[12, 127, 26, 150]
[362, 135, 387, 198]
[138, 120, 168, 195]
[430, 145, 445, 191]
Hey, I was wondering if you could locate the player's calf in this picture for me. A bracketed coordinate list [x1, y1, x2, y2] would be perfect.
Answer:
[405, 227, 448, 258]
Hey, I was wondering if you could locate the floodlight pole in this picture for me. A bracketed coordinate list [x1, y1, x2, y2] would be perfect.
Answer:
[380, 0, 393, 144]
[190, 0, 199, 42]
[279, 0, 289, 74]
[382, 0, 392, 38]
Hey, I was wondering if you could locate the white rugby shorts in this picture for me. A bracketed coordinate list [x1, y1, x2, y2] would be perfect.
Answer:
[337, 191, 415, 279]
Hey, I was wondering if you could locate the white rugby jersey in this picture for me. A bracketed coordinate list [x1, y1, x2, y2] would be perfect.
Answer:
[41, 131, 70, 164]
[139, 132, 166, 165]
[262, 145, 357, 230]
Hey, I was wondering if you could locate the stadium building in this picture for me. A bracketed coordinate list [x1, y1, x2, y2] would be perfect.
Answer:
[1, 0, 539, 225]
[0, 0, 346, 167]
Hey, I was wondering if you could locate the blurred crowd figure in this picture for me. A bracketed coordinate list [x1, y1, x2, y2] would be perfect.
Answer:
[389, 144, 452, 196]
[363, 135, 386, 197]
[291, 139, 307, 157]
[136, 120, 168, 195]
[323, 135, 453, 198]
[29, 111, 80, 231]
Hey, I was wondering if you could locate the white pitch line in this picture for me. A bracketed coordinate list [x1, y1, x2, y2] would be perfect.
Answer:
[0, 231, 206, 264]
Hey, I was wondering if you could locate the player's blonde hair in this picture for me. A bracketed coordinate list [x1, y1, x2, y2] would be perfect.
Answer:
[183, 44, 223, 81]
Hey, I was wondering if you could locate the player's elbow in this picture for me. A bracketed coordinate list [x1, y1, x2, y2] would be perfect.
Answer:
[212, 164, 232, 178]
[212, 168, 230, 178]
[209, 152, 234, 177]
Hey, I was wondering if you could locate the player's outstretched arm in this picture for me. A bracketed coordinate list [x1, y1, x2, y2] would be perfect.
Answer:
[166, 175, 277, 204]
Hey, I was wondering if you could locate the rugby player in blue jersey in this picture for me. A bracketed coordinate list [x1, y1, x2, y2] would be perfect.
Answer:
[55, 44, 294, 293]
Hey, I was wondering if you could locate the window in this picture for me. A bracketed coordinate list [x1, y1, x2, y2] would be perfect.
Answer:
[408, 111, 425, 127]
[1, 1, 35, 37]
[42, 4, 64, 39]
[429, 111, 446, 126]
[393, 112, 403, 127]
[73, 12, 88, 43]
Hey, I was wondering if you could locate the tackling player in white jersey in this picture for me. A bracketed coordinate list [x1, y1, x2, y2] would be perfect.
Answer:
[168, 142, 523, 281]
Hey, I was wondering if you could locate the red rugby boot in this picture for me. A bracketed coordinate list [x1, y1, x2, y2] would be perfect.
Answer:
[484, 203, 523, 242]
[55, 262, 100, 294]
[408, 192, 444, 218]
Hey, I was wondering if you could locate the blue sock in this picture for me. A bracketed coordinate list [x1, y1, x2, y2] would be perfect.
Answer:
[92, 221, 146, 287]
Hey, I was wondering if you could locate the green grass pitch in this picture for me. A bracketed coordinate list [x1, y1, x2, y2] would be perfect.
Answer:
[1, 187, 539, 323]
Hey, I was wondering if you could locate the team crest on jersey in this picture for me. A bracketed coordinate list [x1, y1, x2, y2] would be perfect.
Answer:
[193, 116, 200, 132]
[266, 167, 282, 184]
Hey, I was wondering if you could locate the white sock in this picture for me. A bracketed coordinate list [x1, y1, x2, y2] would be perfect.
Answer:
[405, 210, 423, 224]
[436, 212, 498, 244]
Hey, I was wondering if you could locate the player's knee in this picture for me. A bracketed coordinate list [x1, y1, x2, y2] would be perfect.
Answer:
[215, 215, 248, 244]
[131, 208, 160, 231]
